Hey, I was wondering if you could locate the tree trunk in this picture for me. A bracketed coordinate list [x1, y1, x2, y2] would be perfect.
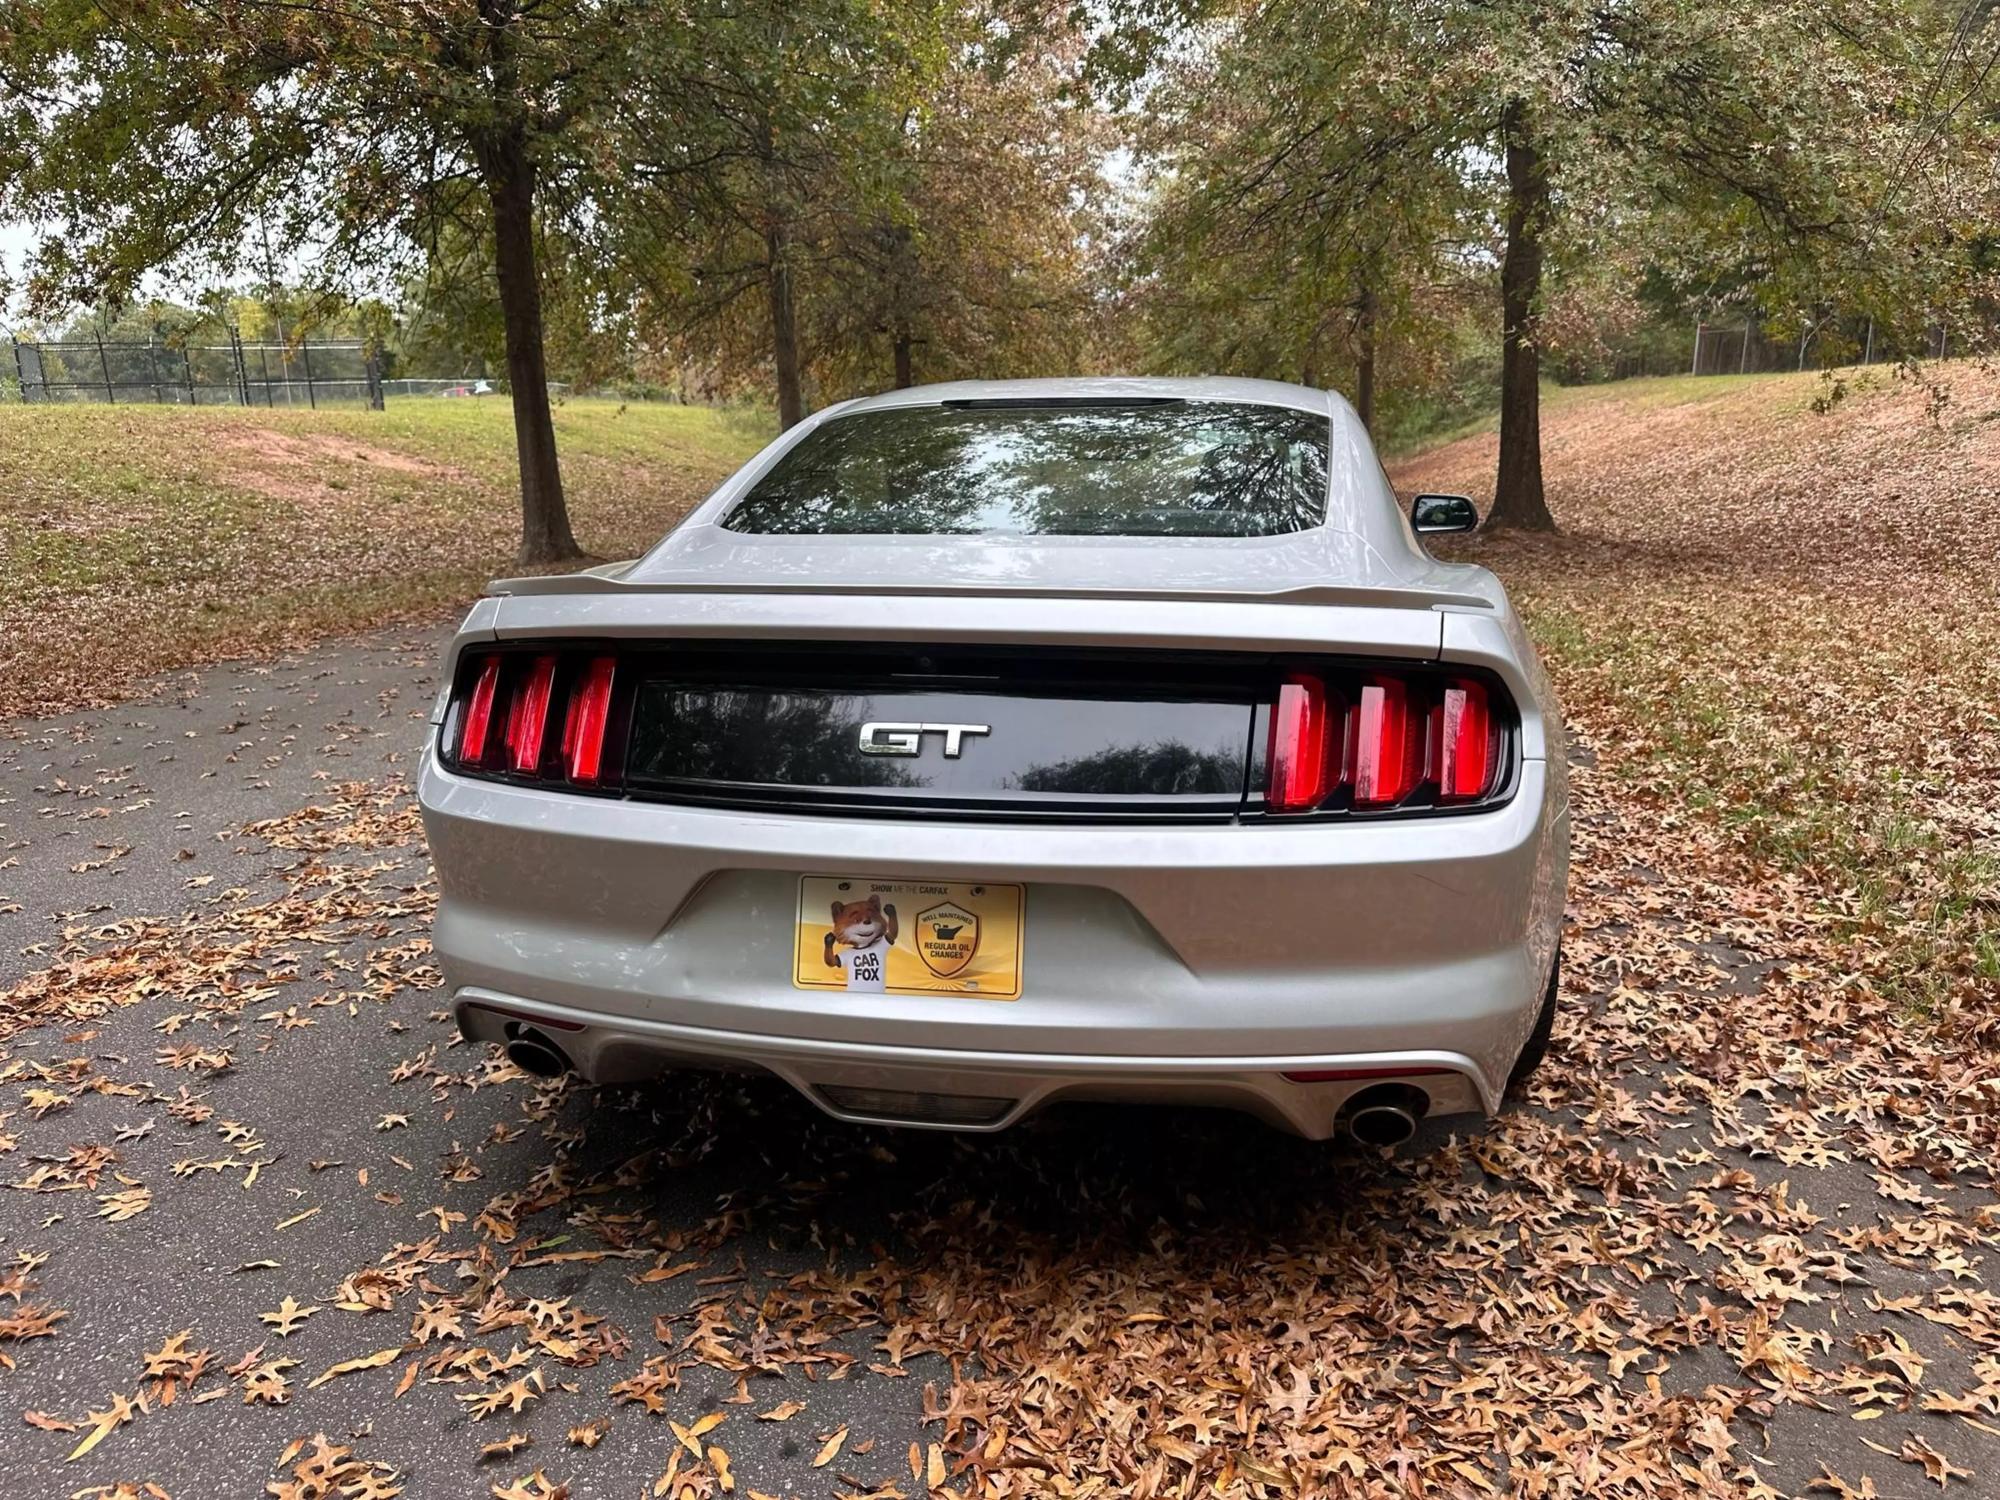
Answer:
[486, 133, 581, 564]
[893, 327, 914, 389]
[1354, 284, 1379, 435]
[1491, 102, 1556, 532]
[766, 225, 805, 429]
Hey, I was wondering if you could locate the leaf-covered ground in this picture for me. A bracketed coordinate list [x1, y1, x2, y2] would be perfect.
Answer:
[0, 398, 769, 719]
[1, 367, 1998, 1498]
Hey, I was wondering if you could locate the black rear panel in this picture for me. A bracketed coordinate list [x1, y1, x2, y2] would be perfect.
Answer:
[437, 640, 1522, 824]
[621, 644, 1258, 820]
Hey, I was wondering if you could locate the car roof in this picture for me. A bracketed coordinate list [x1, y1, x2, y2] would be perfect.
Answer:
[829, 375, 1345, 420]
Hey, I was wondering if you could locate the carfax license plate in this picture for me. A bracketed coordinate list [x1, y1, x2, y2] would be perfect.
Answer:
[793, 875, 1023, 999]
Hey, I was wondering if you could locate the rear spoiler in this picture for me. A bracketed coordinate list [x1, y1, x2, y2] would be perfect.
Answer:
[486, 564, 1494, 613]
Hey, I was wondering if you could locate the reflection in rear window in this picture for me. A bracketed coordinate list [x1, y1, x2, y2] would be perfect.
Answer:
[722, 400, 1331, 537]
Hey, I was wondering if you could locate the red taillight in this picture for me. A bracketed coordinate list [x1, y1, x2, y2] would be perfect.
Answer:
[447, 649, 622, 787]
[457, 655, 502, 765]
[561, 656, 616, 783]
[1353, 676, 1425, 807]
[1264, 670, 1504, 815]
[1268, 674, 1338, 813]
[504, 653, 559, 773]
[1432, 679, 1496, 801]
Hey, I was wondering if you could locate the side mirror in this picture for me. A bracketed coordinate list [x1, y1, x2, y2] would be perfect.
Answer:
[1411, 494, 1479, 535]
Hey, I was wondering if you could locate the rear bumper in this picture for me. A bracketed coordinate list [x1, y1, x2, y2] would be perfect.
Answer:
[419, 752, 1567, 1138]
[455, 987, 1490, 1138]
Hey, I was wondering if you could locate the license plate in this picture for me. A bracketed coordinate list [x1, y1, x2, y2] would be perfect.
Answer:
[794, 876, 1023, 999]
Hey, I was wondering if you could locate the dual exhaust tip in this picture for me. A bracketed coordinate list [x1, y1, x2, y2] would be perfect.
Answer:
[504, 1029, 572, 1079]
[1342, 1084, 1427, 1148]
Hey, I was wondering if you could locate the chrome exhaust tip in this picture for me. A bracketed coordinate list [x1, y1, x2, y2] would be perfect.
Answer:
[504, 1031, 570, 1079]
[1347, 1103, 1419, 1148]
[1342, 1083, 1428, 1148]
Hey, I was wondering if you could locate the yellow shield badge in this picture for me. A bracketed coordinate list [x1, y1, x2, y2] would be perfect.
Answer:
[916, 901, 980, 978]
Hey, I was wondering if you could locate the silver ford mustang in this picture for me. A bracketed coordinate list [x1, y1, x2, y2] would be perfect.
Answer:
[418, 378, 1568, 1145]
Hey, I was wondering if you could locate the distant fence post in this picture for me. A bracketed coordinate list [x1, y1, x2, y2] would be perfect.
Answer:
[96, 332, 115, 403]
[183, 345, 196, 405]
[9, 339, 25, 402]
[1739, 323, 1751, 375]
[300, 341, 318, 409]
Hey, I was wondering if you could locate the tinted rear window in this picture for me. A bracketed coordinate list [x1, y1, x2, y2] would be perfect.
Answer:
[722, 400, 1331, 537]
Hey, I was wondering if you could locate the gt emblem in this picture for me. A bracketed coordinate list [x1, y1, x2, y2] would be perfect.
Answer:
[857, 721, 991, 758]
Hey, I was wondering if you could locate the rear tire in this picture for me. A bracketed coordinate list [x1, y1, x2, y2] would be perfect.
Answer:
[1508, 946, 1561, 1087]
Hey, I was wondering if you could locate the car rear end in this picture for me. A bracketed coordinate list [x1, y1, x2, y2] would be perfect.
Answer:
[418, 382, 1567, 1141]
[418, 589, 1565, 1141]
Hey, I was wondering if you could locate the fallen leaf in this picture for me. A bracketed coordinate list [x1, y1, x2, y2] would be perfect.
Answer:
[813, 1426, 848, 1468]
[305, 1346, 403, 1390]
[259, 1295, 318, 1337]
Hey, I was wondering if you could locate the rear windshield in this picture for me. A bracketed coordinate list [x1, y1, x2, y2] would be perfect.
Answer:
[722, 400, 1331, 537]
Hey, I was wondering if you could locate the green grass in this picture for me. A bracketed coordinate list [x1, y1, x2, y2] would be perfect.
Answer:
[1382, 370, 1834, 461]
[0, 397, 771, 716]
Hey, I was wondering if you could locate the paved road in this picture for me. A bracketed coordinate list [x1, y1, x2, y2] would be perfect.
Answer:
[0, 629, 467, 991]
[0, 627, 941, 1497]
[1, 627, 1996, 1498]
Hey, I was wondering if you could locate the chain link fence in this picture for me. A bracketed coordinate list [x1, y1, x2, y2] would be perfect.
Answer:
[1595, 316, 1963, 382]
[3, 331, 386, 408]
[1687, 317, 1957, 377]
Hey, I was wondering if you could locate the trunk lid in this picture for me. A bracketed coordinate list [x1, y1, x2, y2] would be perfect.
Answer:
[616, 642, 1257, 819]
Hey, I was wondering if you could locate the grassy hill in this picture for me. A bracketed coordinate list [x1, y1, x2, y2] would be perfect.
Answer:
[1389, 361, 2000, 1022]
[0, 398, 772, 718]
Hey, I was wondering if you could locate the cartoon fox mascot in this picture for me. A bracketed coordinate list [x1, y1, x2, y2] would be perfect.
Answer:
[824, 893, 898, 990]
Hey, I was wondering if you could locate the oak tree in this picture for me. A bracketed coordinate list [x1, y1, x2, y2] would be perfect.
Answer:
[0, 0, 701, 563]
[814, 1, 1107, 394]
[1119, 0, 1998, 529]
[612, 0, 934, 429]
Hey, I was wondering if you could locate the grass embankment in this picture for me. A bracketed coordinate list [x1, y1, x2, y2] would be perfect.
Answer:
[1391, 362, 2000, 1025]
[0, 398, 771, 718]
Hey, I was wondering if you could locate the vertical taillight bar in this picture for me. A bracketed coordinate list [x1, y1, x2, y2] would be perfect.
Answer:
[456, 654, 503, 766]
[504, 653, 559, 773]
[1433, 679, 1496, 801]
[446, 650, 622, 786]
[1267, 674, 1337, 813]
[1268, 670, 1499, 814]
[562, 656, 617, 783]
[1353, 676, 1424, 808]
